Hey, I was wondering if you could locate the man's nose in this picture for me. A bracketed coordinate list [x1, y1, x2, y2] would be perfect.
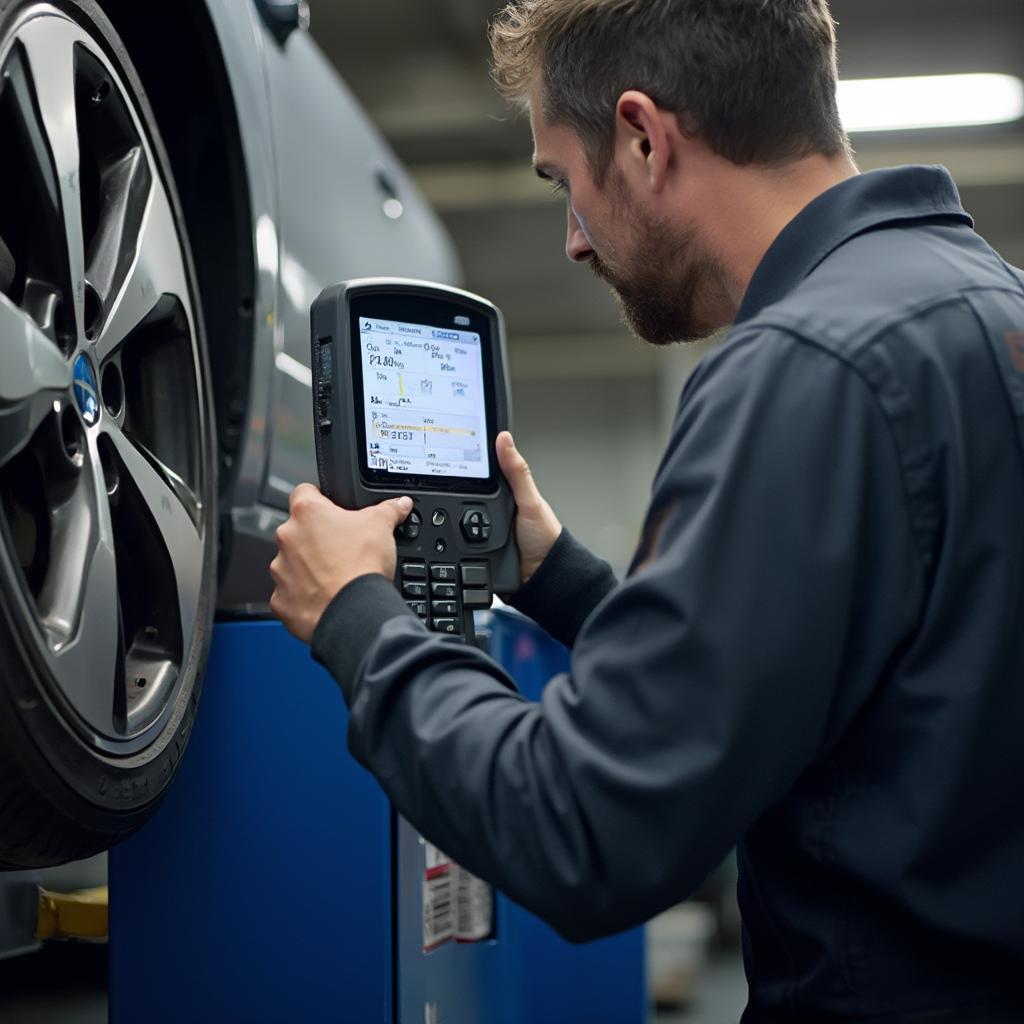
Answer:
[566, 206, 594, 263]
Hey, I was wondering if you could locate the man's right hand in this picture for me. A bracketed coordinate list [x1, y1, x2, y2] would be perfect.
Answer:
[496, 431, 562, 587]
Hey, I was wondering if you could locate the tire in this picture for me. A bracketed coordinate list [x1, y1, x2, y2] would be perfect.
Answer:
[0, 0, 217, 867]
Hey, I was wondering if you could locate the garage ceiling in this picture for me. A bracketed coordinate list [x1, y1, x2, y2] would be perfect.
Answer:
[309, 0, 1024, 363]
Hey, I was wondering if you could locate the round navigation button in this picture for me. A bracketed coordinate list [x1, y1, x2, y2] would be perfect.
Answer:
[460, 507, 489, 543]
[431, 509, 447, 527]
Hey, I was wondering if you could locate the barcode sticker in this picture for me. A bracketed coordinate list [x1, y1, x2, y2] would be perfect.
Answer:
[424, 842, 452, 878]
[454, 866, 494, 942]
[420, 838, 494, 951]
[422, 869, 455, 952]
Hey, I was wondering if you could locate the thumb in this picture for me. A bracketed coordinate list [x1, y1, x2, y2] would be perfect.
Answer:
[376, 495, 414, 528]
[496, 431, 542, 512]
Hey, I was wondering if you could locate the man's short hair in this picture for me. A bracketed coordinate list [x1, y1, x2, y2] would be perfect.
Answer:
[489, 0, 850, 180]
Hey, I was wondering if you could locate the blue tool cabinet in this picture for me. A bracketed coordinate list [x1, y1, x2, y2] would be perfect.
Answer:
[109, 615, 644, 1022]
[109, 622, 392, 1022]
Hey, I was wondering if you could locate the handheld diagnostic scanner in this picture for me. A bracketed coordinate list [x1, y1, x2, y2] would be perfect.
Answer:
[310, 278, 519, 641]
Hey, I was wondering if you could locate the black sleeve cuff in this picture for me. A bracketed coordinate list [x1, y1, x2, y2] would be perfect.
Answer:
[506, 529, 617, 648]
[311, 573, 419, 701]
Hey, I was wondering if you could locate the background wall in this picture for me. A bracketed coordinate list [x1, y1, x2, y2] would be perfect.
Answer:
[310, 0, 1024, 571]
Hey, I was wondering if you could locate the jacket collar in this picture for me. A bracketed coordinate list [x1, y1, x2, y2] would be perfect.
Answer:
[735, 165, 974, 324]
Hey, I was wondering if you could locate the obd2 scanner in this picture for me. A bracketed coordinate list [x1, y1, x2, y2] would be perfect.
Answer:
[311, 278, 518, 643]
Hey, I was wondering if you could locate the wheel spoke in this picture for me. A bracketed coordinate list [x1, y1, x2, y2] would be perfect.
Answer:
[0, 292, 70, 403]
[38, 431, 120, 734]
[105, 424, 202, 649]
[95, 174, 188, 362]
[17, 17, 88, 342]
[0, 291, 70, 467]
[85, 145, 151, 328]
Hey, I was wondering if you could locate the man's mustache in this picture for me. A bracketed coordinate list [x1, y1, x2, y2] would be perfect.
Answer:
[589, 254, 614, 284]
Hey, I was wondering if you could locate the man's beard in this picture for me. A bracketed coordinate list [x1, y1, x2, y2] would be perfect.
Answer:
[590, 179, 732, 346]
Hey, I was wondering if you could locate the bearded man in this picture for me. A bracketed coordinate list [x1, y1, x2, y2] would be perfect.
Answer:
[271, 2, 1024, 1019]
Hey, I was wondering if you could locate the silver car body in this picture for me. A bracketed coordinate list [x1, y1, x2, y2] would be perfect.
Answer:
[208, 0, 460, 610]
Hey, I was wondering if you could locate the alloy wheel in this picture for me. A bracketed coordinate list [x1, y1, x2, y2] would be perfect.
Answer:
[0, 6, 210, 755]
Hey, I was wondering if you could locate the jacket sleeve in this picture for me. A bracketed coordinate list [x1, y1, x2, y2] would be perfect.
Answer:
[312, 329, 924, 942]
[504, 528, 618, 647]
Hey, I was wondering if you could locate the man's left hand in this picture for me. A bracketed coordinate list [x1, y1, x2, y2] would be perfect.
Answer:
[270, 483, 413, 644]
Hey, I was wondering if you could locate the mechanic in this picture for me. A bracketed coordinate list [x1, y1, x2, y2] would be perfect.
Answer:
[270, 0, 1024, 1019]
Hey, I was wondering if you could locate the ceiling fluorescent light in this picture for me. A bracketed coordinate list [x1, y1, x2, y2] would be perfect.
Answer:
[838, 73, 1024, 133]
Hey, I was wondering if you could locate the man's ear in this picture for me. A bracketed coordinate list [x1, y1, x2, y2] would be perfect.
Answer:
[614, 90, 674, 192]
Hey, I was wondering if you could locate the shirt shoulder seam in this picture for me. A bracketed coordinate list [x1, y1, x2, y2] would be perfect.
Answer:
[744, 283, 1023, 360]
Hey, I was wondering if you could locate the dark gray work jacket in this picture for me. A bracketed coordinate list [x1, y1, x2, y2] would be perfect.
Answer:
[313, 166, 1024, 1022]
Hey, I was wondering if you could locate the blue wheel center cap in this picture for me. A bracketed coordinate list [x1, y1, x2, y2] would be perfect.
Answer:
[73, 354, 100, 426]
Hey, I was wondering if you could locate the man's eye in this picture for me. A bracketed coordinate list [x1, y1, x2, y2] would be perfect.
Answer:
[548, 179, 567, 197]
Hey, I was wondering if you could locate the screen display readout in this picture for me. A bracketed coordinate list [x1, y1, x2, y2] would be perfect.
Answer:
[357, 316, 490, 479]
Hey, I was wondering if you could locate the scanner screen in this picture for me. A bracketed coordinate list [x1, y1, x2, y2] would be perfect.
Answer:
[358, 316, 490, 480]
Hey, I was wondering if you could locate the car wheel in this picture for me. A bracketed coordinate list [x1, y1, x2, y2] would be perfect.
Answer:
[0, 0, 216, 868]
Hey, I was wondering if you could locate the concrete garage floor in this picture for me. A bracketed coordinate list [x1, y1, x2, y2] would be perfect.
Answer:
[0, 944, 748, 1024]
[0, 944, 107, 1024]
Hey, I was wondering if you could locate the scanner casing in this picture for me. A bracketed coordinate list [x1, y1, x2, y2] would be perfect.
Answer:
[310, 278, 519, 598]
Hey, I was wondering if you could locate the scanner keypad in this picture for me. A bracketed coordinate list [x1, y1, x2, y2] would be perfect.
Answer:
[399, 559, 493, 633]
